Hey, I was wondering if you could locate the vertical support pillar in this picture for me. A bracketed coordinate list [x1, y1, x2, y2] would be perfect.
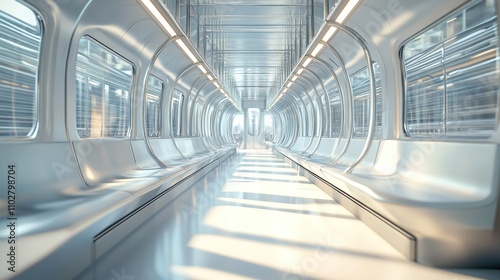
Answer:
[324, 0, 330, 20]
[259, 108, 265, 148]
[175, 0, 180, 22]
[305, 0, 310, 46]
[197, 5, 200, 49]
[186, 0, 191, 37]
[311, 0, 315, 38]
[243, 108, 248, 149]
[203, 25, 207, 59]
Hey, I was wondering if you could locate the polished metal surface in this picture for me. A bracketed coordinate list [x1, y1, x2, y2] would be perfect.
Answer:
[192, 0, 311, 102]
[1, 0, 500, 278]
[77, 150, 500, 280]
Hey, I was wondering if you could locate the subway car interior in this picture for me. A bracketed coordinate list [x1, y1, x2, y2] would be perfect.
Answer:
[1, 0, 500, 279]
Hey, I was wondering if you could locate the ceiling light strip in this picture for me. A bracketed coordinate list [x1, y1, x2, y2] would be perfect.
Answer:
[302, 57, 313, 67]
[140, 0, 177, 37]
[175, 39, 198, 63]
[271, 0, 362, 110]
[198, 65, 207, 74]
[142, 0, 239, 111]
[311, 43, 325, 57]
[322, 26, 337, 42]
[336, 0, 360, 24]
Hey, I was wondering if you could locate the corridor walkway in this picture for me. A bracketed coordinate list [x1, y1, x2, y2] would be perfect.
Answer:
[80, 149, 500, 280]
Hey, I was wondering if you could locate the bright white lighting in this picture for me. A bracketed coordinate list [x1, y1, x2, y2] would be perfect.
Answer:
[207, 75, 214, 81]
[287, 82, 293, 88]
[336, 0, 360, 24]
[322, 26, 337, 42]
[291, 75, 298, 81]
[140, 0, 177, 37]
[175, 39, 198, 63]
[311, 43, 324, 57]
[297, 68, 304, 75]
[213, 81, 220, 88]
[302, 57, 313, 67]
[198, 65, 207, 74]
[283, 88, 288, 93]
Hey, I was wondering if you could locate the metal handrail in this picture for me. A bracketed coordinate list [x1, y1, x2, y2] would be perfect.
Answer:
[199, 88, 223, 151]
[322, 43, 354, 165]
[290, 82, 317, 154]
[297, 67, 329, 157]
[142, 36, 179, 169]
[168, 62, 202, 159]
[307, 57, 344, 155]
[326, 22, 377, 173]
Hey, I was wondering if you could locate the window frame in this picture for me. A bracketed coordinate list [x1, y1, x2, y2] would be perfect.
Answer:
[171, 90, 184, 138]
[75, 35, 135, 139]
[349, 62, 382, 138]
[0, 1, 43, 139]
[400, 0, 499, 139]
[146, 75, 164, 138]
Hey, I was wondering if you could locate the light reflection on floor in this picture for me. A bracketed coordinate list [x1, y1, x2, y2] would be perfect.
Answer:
[79, 149, 500, 280]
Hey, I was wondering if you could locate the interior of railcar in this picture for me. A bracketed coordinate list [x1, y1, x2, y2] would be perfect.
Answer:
[1, 0, 500, 279]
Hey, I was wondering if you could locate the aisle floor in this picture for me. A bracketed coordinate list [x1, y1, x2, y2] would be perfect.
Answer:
[82, 149, 500, 280]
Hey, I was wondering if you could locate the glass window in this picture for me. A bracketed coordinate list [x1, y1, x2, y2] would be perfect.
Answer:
[76, 37, 133, 138]
[179, 0, 189, 34]
[0, 0, 42, 138]
[231, 113, 243, 141]
[313, 99, 321, 136]
[264, 113, 274, 141]
[330, 87, 342, 137]
[299, 104, 308, 137]
[350, 62, 382, 138]
[307, 102, 314, 137]
[328, 0, 341, 14]
[146, 75, 163, 137]
[161, 0, 177, 18]
[206, 106, 214, 137]
[321, 94, 328, 136]
[171, 90, 183, 137]
[191, 100, 202, 137]
[247, 108, 260, 136]
[403, 0, 499, 137]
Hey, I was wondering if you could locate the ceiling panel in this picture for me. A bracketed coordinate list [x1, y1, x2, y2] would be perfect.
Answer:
[193, 0, 309, 103]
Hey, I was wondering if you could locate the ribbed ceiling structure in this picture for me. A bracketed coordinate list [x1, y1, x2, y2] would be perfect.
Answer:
[192, 0, 313, 103]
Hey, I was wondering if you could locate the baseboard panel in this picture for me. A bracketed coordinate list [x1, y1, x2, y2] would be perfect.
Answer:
[277, 151, 416, 261]
[92, 152, 234, 261]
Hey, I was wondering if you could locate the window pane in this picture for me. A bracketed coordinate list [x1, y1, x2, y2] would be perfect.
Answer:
[404, 44, 444, 135]
[248, 108, 260, 136]
[231, 113, 243, 141]
[306, 103, 312, 136]
[206, 107, 214, 137]
[0, 0, 42, 137]
[171, 90, 183, 137]
[299, 105, 306, 136]
[76, 37, 133, 138]
[146, 75, 163, 137]
[321, 94, 328, 136]
[444, 17, 499, 136]
[403, 0, 499, 138]
[192, 101, 201, 136]
[264, 113, 273, 141]
[330, 86, 342, 137]
[350, 62, 382, 138]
